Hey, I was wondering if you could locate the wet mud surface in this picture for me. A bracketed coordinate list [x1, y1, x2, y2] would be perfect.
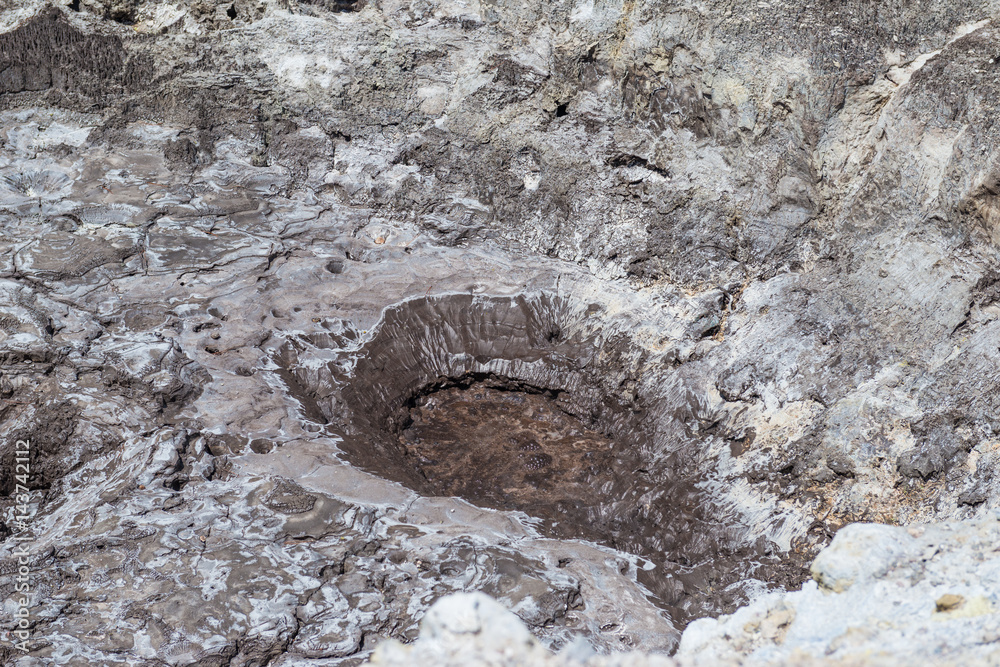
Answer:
[7, 3, 1000, 663]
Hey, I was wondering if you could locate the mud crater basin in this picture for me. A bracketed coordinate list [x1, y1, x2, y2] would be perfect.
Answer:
[280, 294, 809, 625]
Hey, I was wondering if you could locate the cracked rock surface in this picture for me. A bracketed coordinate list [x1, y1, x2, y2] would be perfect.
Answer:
[0, 0, 999, 665]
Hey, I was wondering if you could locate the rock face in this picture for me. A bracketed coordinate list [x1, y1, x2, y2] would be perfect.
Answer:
[0, 0, 998, 665]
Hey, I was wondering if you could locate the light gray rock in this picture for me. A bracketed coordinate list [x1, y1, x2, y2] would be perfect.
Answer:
[678, 515, 1000, 666]
[385, 516, 1000, 666]
[371, 592, 681, 667]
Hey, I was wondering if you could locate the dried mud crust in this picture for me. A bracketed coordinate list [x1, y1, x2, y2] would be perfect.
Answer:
[0, 400, 120, 541]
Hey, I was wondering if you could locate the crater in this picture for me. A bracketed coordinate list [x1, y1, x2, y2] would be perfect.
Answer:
[300, 0, 365, 12]
[278, 293, 809, 628]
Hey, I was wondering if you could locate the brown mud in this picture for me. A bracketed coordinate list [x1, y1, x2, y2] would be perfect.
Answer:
[398, 378, 626, 542]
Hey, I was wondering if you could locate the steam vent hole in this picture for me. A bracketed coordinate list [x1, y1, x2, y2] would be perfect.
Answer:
[305, 294, 807, 626]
